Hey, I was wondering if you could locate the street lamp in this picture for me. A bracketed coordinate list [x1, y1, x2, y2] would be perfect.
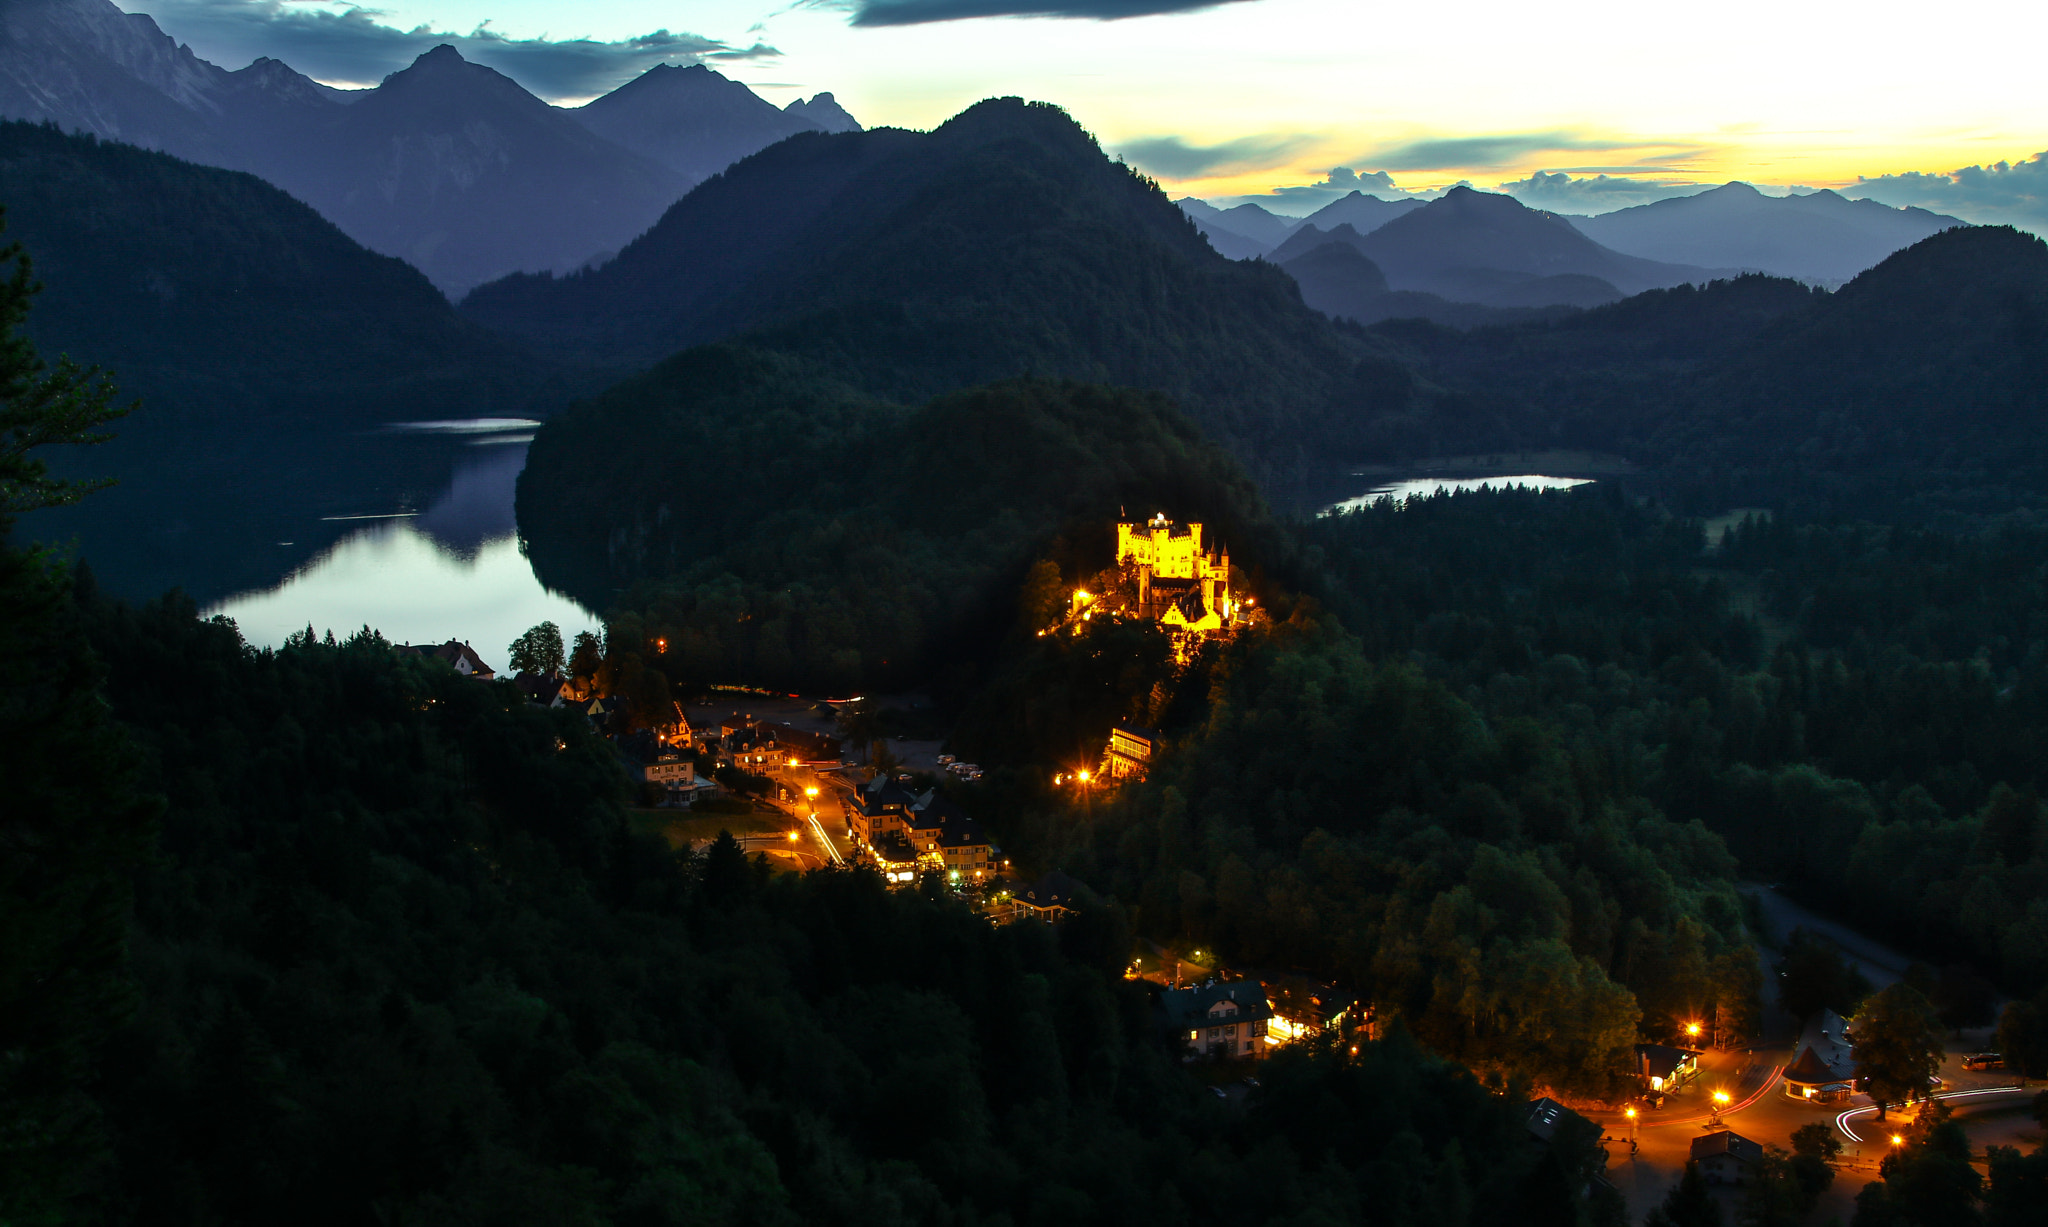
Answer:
[1708, 1089, 1731, 1130]
[1624, 1106, 1638, 1153]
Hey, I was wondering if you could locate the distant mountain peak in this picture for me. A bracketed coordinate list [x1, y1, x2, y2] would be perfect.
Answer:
[786, 91, 860, 133]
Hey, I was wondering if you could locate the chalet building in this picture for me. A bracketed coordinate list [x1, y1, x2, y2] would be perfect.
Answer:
[397, 640, 495, 679]
[617, 730, 706, 805]
[1690, 1130, 1764, 1184]
[1104, 722, 1155, 782]
[901, 793, 996, 880]
[1004, 870, 1081, 923]
[852, 775, 920, 844]
[1782, 1009, 1858, 1103]
[1634, 1043, 1703, 1093]
[1161, 979, 1274, 1061]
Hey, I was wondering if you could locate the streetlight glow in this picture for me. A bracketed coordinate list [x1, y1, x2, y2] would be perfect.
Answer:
[1713, 1090, 1731, 1105]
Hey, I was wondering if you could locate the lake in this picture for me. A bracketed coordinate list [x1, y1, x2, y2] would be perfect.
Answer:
[23, 415, 601, 661]
[1322, 474, 1594, 516]
[203, 420, 601, 656]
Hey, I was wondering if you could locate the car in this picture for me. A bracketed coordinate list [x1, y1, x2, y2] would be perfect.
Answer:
[1963, 1053, 2005, 1071]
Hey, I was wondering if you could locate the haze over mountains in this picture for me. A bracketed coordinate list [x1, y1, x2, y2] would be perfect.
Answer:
[0, 0, 862, 293]
[1183, 179, 1968, 303]
[1572, 182, 1964, 284]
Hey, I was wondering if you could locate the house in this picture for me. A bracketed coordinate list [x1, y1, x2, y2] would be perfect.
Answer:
[1782, 1008, 1858, 1103]
[617, 730, 704, 805]
[1103, 722, 1155, 782]
[852, 774, 920, 845]
[1005, 870, 1082, 923]
[1525, 1097, 1585, 1144]
[897, 792, 996, 881]
[1161, 979, 1274, 1061]
[397, 640, 495, 679]
[512, 670, 575, 706]
[1689, 1130, 1764, 1184]
[756, 722, 842, 765]
[1635, 1043, 1703, 1093]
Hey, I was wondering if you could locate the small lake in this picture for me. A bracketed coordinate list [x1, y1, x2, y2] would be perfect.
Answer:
[1321, 474, 1594, 516]
[204, 420, 601, 658]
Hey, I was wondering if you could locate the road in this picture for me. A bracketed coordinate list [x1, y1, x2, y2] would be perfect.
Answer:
[764, 760, 851, 867]
[1597, 892, 2033, 1223]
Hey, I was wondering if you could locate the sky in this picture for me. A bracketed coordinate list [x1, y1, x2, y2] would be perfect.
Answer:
[121, 0, 2048, 225]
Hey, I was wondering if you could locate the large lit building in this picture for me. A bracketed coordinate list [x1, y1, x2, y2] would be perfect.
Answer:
[1113, 513, 1240, 636]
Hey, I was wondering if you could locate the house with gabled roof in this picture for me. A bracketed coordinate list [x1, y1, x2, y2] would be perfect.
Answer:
[1690, 1130, 1764, 1184]
[1161, 979, 1273, 1061]
[1782, 1008, 1858, 1103]
[397, 639, 495, 679]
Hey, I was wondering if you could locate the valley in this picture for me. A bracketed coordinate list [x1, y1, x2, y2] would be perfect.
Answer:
[4, 5, 2048, 1224]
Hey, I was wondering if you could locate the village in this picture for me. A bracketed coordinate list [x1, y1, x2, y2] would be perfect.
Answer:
[390, 514, 2043, 1223]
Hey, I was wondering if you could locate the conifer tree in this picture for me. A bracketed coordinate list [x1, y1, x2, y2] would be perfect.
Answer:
[0, 212, 154, 1223]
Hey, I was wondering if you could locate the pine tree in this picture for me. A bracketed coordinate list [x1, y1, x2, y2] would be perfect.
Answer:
[0, 212, 155, 1223]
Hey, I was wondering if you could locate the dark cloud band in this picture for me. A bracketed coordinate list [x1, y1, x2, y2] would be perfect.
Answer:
[1116, 132, 1308, 179]
[849, 0, 1255, 26]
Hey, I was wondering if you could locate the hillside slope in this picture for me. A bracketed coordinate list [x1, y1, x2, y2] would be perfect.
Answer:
[465, 98, 1367, 459]
[1360, 187, 1727, 298]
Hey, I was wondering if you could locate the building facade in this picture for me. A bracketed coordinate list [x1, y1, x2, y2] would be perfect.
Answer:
[1161, 980, 1274, 1061]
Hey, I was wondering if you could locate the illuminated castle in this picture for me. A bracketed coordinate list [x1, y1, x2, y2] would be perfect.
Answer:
[1112, 513, 1242, 643]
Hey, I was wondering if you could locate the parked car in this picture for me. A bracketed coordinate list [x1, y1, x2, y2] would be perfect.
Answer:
[1963, 1053, 2005, 1071]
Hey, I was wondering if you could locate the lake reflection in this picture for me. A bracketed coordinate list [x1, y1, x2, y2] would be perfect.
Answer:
[1322, 474, 1593, 516]
[208, 424, 600, 657]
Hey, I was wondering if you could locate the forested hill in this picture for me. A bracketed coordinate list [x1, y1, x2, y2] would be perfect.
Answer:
[518, 358, 1284, 693]
[0, 120, 532, 427]
[463, 98, 1371, 466]
[1371, 226, 2048, 505]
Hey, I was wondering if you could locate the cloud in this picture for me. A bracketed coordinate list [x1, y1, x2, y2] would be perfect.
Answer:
[1495, 170, 1712, 214]
[1116, 132, 1310, 179]
[126, 1, 776, 100]
[1361, 132, 1644, 173]
[844, 0, 1255, 26]
[1847, 152, 2048, 235]
[1202, 166, 1440, 215]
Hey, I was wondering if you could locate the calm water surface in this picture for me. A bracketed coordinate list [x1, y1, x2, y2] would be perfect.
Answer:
[1322, 474, 1594, 516]
[206, 420, 600, 657]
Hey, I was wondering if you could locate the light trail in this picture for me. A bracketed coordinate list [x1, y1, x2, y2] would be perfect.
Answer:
[1836, 1086, 2032, 1141]
[805, 807, 844, 866]
[1639, 1066, 1784, 1128]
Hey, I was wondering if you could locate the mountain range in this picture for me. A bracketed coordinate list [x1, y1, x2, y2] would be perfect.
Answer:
[0, 119, 561, 600]
[0, 0, 861, 293]
[462, 97, 1370, 461]
[1182, 179, 1971, 297]
[1569, 182, 1964, 284]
